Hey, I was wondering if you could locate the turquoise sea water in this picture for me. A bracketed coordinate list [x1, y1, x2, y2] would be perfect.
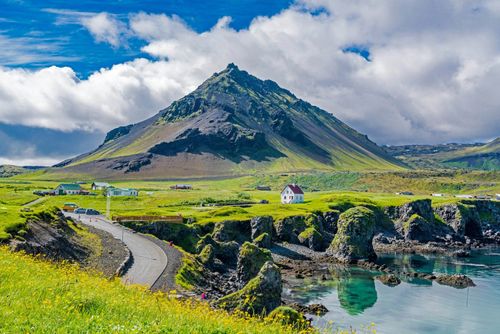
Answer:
[284, 247, 500, 333]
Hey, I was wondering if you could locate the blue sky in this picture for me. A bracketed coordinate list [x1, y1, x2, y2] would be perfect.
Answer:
[0, 0, 499, 166]
[1, 0, 292, 76]
[0, 0, 292, 165]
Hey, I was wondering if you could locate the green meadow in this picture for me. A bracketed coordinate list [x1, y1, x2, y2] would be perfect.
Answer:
[1, 170, 498, 241]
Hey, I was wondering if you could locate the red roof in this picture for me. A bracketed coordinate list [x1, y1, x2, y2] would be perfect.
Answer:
[283, 184, 304, 194]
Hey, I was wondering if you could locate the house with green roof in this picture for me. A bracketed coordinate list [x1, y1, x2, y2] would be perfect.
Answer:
[54, 183, 82, 195]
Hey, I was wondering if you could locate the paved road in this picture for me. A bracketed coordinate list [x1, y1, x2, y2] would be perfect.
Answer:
[65, 213, 168, 287]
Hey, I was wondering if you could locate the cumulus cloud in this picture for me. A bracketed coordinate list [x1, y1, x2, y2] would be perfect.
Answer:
[1, 0, 500, 145]
[81, 12, 127, 47]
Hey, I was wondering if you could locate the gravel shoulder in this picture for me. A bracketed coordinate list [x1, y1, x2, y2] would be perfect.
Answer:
[82, 225, 129, 278]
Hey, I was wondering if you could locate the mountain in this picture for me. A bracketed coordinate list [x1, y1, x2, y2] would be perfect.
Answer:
[55, 64, 403, 179]
[385, 138, 500, 170]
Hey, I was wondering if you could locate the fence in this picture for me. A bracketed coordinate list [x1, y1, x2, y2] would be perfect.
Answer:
[113, 215, 184, 223]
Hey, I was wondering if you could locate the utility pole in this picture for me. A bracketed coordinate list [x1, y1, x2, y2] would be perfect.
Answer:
[106, 192, 111, 220]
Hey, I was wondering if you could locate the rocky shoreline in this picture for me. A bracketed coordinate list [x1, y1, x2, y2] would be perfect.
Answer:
[166, 198, 498, 323]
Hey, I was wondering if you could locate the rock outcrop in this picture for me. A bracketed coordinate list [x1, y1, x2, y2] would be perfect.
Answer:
[434, 203, 483, 238]
[399, 214, 438, 242]
[237, 242, 273, 285]
[274, 216, 306, 243]
[250, 216, 274, 239]
[327, 206, 378, 262]
[212, 220, 251, 244]
[10, 210, 90, 262]
[214, 261, 282, 315]
[386, 199, 435, 223]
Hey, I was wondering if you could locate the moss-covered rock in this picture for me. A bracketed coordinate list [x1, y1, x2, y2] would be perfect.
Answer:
[212, 220, 251, 243]
[250, 216, 274, 240]
[175, 253, 207, 289]
[400, 214, 436, 242]
[214, 261, 282, 315]
[273, 216, 306, 243]
[237, 242, 273, 284]
[195, 235, 240, 267]
[434, 203, 483, 238]
[266, 306, 307, 328]
[197, 244, 215, 268]
[386, 199, 434, 223]
[322, 210, 339, 233]
[297, 227, 323, 251]
[253, 232, 272, 249]
[327, 206, 377, 263]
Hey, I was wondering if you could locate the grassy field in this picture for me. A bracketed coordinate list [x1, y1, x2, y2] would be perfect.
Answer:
[0, 247, 315, 334]
[0, 171, 498, 241]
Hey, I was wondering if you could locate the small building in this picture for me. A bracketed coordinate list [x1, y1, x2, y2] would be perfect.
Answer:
[496, 194, 500, 201]
[170, 184, 192, 190]
[281, 184, 304, 204]
[396, 191, 414, 196]
[455, 194, 474, 199]
[432, 193, 444, 197]
[91, 182, 111, 191]
[256, 185, 271, 191]
[474, 195, 491, 200]
[54, 183, 82, 195]
[107, 187, 138, 197]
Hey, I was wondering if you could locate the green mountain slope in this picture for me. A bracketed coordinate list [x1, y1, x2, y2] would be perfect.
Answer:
[55, 64, 404, 179]
[385, 138, 500, 170]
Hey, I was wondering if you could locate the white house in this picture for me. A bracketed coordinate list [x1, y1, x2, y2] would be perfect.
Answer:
[281, 184, 304, 204]
[54, 184, 82, 195]
[107, 187, 138, 197]
[91, 182, 111, 191]
[455, 194, 474, 199]
[432, 193, 444, 197]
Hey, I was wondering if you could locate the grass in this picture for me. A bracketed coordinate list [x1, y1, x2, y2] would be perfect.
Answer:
[0, 247, 313, 334]
[1, 171, 498, 241]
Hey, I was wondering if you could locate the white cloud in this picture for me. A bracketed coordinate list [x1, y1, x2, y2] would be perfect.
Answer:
[1, 0, 500, 145]
[81, 12, 127, 47]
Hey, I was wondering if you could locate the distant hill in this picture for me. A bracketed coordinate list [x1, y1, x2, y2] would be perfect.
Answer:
[52, 64, 404, 179]
[385, 138, 500, 170]
[0, 165, 44, 178]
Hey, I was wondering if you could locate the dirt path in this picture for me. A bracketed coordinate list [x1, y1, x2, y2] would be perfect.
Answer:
[22, 197, 46, 207]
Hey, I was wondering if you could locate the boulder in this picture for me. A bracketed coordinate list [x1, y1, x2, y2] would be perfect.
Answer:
[435, 274, 475, 289]
[274, 216, 306, 243]
[214, 261, 282, 315]
[266, 306, 307, 328]
[376, 274, 401, 287]
[237, 242, 273, 285]
[327, 206, 377, 263]
[250, 216, 274, 240]
[253, 232, 272, 249]
[297, 227, 324, 251]
[288, 302, 329, 316]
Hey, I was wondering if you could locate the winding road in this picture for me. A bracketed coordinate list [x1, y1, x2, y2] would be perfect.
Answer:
[65, 213, 168, 287]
